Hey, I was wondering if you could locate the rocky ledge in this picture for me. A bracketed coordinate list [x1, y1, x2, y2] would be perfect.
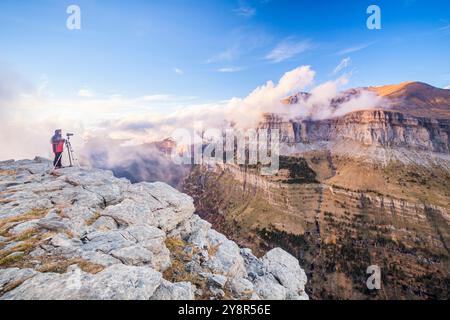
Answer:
[0, 158, 308, 300]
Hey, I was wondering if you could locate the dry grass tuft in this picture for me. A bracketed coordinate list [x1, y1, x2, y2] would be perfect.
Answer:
[0, 252, 25, 266]
[0, 208, 49, 237]
[163, 237, 208, 297]
[0, 230, 104, 275]
[163, 237, 234, 300]
[75, 259, 105, 274]
[0, 229, 54, 268]
[37, 257, 104, 274]
[208, 243, 220, 257]
[85, 212, 101, 226]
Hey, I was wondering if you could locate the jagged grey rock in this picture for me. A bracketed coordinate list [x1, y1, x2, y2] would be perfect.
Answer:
[8, 219, 40, 235]
[110, 245, 153, 266]
[184, 215, 212, 248]
[205, 273, 228, 288]
[151, 280, 195, 300]
[1, 265, 162, 300]
[82, 230, 135, 253]
[80, 251, 121, 267]
[0, 159, 308, 300]
[91, 216, 118, 231]
[240, 248, 265, 280]
[228, 277, 255, 298]
[199, 229, 247, 278]
[261, 248, 308, 299]
[253, 275, 287, 300]
[0, 268, 37, 293]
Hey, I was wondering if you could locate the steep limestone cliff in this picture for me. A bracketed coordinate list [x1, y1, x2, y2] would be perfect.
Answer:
[260, 110, 450, 154]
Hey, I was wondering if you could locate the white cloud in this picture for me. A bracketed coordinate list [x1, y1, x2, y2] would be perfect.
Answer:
[206, 47, 239, 64]
[333, 57, 351, 74]
[173, 68, 184, 75]
[0, 65, 385, 161]
[0, 67, 34, 111]
[265, 39, 313, 63]
[445, 85, 450, 89]
[216, 67, 242, 73]
[78, 89, 95, 98]
[233, 6, 256, 17]
[337, 41, 376, 55]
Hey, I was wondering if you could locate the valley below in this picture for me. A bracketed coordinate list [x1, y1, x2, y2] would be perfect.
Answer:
[181, 153, 450, 299]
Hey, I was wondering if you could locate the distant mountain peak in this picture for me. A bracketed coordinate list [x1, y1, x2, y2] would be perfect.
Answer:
[367, 81, 450, 118]
[366, 81, 439, 97]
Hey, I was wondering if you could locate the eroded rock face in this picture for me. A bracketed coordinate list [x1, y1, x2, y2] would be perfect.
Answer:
[260, 110, 450, 153]
[0, 158, 308, 300]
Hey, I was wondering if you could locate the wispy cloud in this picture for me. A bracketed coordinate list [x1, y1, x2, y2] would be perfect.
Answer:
[234, 6, 256, 17]
[78, 89, 95, 98]
[173, 67, 184, 75]
[436, 24, 450, 36]
[337, 41, 376, 55]
[445, 85, 450, 89]
[333, 57, 351, 74]
[216, 67, 243, 73]
[206, 47, 239, 64]
[233, 1, 256, 17]
[437, 24, 450, 31]
[265, 38, 313, 63]
[206, 27, 270, 64]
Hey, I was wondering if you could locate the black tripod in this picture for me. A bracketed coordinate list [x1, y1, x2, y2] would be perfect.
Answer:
[65, 136, 80, 167]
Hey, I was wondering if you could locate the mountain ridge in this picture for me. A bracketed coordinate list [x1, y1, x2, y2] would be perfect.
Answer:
[282, 81, 450, 119]
[366, 81, 450, 119]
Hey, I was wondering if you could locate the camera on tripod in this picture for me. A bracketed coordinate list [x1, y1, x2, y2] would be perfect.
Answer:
[61, 133, 79, 168]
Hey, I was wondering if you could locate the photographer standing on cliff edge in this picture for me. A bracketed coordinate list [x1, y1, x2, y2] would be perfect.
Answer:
[51, 129, 65, 169]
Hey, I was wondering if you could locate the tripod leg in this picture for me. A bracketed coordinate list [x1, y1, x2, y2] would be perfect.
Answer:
[68, 150, 73, 167]
[66, 141, 73, 167]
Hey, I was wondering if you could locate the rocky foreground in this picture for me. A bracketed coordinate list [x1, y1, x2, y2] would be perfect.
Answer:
[0, 158, 308, 300]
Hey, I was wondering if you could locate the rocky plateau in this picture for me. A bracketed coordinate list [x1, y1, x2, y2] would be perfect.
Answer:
[0, 158, 308, 300]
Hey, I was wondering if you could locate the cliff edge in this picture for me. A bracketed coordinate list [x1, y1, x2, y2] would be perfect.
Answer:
[0, 158, 308, 300]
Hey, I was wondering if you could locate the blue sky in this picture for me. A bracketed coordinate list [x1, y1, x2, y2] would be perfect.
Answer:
[0, 0, 449, 102]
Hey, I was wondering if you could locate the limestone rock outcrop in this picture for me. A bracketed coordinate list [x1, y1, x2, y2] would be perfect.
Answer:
[260, 110, 450, 154]
[0, 158, 308, 300]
